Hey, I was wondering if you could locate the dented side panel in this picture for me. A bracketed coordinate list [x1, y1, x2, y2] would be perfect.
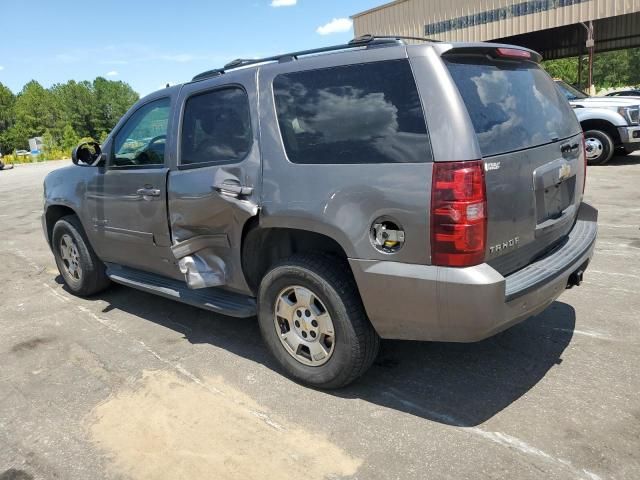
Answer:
[167, 69, 261, 294]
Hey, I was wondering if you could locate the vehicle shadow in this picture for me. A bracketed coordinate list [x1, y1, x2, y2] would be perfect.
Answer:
[607, 153, 640, 166]
[66, 277, 575, 428]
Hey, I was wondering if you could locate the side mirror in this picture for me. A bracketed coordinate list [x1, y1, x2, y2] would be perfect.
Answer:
[72, 141, 102, 166]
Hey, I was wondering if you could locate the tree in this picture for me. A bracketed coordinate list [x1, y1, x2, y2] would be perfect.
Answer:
[543, 47, 640, 90]
[0, 83, 16, 152]
[13, 81, 60, 140]
[93, 77, 138, 134]
[542, 57, 578, 84]
[61, 124, 79, 151]
[52, 80, 97, 139]
[0, 77, 139, 154]
[42, 130, 56, 151]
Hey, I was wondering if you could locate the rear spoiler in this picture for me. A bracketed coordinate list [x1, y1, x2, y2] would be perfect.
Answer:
[436, 43, 543, 63]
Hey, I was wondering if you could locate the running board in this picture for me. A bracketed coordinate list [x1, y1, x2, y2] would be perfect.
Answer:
[105, 264, 256, 318]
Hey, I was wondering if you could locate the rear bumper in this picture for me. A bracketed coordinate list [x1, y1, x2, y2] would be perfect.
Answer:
[350, 202, 598, 342]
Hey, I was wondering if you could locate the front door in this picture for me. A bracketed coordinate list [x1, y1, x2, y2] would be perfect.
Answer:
[167, 71, 261, 293]
[88, 96, 178, 279]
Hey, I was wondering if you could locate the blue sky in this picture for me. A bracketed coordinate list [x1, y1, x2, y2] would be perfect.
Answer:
[0, 0, 383, 96]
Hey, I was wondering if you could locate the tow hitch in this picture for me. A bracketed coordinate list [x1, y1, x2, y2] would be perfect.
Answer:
[567, 267, 585, 289]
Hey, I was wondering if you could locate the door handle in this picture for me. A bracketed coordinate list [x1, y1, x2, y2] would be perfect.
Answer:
[213, 181, 254, 198]
[136, 187, 161, 198]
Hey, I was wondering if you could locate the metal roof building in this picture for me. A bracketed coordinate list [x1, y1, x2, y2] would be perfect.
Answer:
[352, 0, 640, 60]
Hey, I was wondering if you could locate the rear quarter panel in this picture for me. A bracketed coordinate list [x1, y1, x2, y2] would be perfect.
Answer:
[258, 45, 477, 264]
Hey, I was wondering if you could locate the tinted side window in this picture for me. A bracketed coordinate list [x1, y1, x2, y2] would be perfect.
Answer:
[273, 60, 431, 164]
[113, 98, 170, 167]
[180, 88, 252, 166]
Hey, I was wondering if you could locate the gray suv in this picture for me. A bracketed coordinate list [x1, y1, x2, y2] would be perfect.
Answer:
[42, 36, 598, 388]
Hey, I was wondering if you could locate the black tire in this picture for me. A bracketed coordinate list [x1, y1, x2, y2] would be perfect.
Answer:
[584, 129, 614, 165]
[52, 215, 111, 296]
[258, 253, 380, 389]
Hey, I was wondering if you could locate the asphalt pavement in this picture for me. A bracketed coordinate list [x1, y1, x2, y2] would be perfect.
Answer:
[0, 158, 639, 480]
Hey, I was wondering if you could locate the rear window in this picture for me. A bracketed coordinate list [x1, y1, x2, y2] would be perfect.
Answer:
[445, 56, 580, 157]
[273, 60, 432, 164]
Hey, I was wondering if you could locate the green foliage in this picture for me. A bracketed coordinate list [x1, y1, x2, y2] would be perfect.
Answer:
[543, 47, 640, 90]
[62, 124, 80, 151]
[542, 57, 579, 84]
[0, 78, 139, 157]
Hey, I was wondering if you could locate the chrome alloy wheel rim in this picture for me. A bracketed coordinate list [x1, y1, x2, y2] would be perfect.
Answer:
[59, 234, 82, 281]
[585, 137, 604, 161]
[274, 286, 336, 366]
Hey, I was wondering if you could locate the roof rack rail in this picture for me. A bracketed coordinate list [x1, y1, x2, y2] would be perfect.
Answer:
[352, 34, 441, 44]
[190, 34, 440, 82]
[191, 34, 415, 82]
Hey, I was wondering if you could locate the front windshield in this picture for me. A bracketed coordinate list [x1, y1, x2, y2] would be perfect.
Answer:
[555, 80, 589, 100]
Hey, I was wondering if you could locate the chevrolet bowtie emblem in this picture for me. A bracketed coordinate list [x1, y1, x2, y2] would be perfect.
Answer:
[558, 164, 572, 182]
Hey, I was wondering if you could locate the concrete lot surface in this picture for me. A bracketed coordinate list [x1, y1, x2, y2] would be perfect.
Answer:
[0, 159, 639, 480]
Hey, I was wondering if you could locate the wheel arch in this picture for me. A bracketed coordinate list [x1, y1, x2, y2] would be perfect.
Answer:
[45, 204, 78, 245]
[580, 119, 622, 146]
[241, 218, 353, 295]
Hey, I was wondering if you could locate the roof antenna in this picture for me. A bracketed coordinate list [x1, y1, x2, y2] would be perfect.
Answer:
[166, 83, 170, 88]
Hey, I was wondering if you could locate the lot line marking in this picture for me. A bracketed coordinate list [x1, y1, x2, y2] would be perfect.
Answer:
[472, 430, 602, 480]
[42, 282, 71, 303]
[589, 270, 640, 280]
[382, 389, 602, 480]
[597, 223, 639, 230]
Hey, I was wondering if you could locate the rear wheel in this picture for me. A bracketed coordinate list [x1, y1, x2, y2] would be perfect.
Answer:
[52, 215, 110, 296]
[258, 253, 380, 389]
[584, 129, 614, 165]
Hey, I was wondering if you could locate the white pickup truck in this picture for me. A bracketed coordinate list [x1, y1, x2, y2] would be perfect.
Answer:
[555, 79, 640, 165]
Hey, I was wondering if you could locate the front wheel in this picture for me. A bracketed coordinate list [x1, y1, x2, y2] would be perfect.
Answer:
[258, 254, 380, 389]
[52, 215, 111, 296]
[584, 130, 614, 165]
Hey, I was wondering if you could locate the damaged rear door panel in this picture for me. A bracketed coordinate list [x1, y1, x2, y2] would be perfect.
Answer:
[167, 69, 261, 293]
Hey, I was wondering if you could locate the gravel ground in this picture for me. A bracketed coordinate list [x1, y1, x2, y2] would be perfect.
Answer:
[0, 158, 638, 480]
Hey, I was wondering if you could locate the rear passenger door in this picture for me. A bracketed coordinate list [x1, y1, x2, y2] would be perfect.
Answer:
[167, 70, 260, 292]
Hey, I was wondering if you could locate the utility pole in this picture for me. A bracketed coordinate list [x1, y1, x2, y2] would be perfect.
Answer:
[581, 21, 595, 95]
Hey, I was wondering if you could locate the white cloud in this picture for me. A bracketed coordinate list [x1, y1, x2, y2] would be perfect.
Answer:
[0, 66, 4, 71]
[270, 0, 296, 6]
[106, 70, 119, 77]
[316, 17, 353, 35]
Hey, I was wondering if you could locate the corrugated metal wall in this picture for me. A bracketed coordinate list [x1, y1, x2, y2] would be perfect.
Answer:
[353, 0, 640, 44]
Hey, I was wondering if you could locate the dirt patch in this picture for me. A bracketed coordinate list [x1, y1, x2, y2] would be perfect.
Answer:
[87, 370, 361, 480]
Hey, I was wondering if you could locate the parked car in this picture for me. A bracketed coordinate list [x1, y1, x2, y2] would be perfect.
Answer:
[15, 150, 30, 157]
[555, 79, 640, 164]
[606, 89, 640, 98]
[43, 37, 597, 388]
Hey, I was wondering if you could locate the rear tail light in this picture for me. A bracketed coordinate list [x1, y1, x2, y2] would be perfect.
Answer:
[582, 135, 587, 193]
[431, 160, 487, 267]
